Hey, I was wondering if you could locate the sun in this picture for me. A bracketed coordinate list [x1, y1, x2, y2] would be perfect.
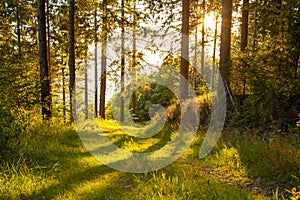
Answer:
[204, 11, 218, 31]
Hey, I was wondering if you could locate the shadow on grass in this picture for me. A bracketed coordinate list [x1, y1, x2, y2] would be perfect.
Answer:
[23, 130, 132, 199]
[12, 128, 125, 199]
[28, 164, 118, 199]
[222, 132, 300, 189]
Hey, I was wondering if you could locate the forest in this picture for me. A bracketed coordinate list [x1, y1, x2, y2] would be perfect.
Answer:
[0, 0, 300, 199]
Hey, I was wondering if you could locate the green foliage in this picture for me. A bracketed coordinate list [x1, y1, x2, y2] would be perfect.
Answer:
[0, 108, 22, 159]
[210, 145, 248, 177]
[231, 0, 300, 128]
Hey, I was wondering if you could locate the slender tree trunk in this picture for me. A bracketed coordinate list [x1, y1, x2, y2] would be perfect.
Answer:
[295, 43, 300, 79]
[120, 0, 125, 122]
[131, 0, 137, 116]
[241, 0, 249, 51]
[180, 0, 190, 99]
[62, 60, 66, 123]
[46, 0, 52, 111]
[100, 0, 107, 119]
[94, 9, 98, 118]
[252, 0, 257, 47]
[193, 26, 197, 91]
[85, 58, 89, 120]
[212, 11, 218, 90]
[68, 0, 76, 122]
[16, 2, 21, 57]
[241, 0, 249, 100]
[37, 0, 51, 119]
[201, 0, 205, 76]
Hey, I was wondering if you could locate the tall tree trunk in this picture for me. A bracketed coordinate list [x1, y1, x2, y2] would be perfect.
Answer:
[180, 0, 190, 99]
[220, 0, 235, 110]
[100, 0, 107, 119]
[16, 1, 21, 57]
[69, 0, 76, 122]
[295, 43, 300, 80]
[241, 0, 249, 51]
[37, 0, 51, 119]
[241, 0, 249, 100]
[252, 0, 257, 47]
[193, 26, 197, 91]
[46, 0, 52, 112]
[94, 9, 98, 118]
[85, 58, 89, 120]
[131, 0, 137, 116]
[212, 11, 218, 90]
[120, 0, 125, 122]
[201, 0, 205, 76]
[62, 60, 66, 123]
[219, 0, 232, 85]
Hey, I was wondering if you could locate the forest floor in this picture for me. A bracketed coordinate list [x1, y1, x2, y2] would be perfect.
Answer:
[0, 119, 300, 199]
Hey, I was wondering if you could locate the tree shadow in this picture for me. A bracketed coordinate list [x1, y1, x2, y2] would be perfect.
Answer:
[222, 132, 300, 194]
[27, 163, 117, 199]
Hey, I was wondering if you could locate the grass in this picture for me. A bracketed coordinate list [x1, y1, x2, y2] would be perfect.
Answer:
[0, 118, 299, 199]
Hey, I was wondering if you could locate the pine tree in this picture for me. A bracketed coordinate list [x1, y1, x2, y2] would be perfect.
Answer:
[37, 0, 51, 119]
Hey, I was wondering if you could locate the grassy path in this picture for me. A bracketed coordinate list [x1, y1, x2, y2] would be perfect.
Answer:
[1, 120, 299, 199]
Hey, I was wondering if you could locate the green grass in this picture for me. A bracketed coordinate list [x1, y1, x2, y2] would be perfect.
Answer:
[0, 118, 299, 199]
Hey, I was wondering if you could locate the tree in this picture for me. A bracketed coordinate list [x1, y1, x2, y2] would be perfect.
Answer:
[212, 11, 219, 90]
[69, 0, 76, 122]
[46, 0, 52, 111]
[120, 0, 125, 122]
[240, 0, 249, 100]
[37, 0, 51, 119]
[84, 51, 89, 120]
[62, 61, 67, 122]
[131, 0, 137, 116]
[16, 0, 21, 57]
[240, 0, 249, 52]
[100, 0, 108, 119]
[201, 0, 205, 76]
[180, 0, 190, 99]
[219, 0, 235, 112]
[94, 7, 98, 118]
[231, 0, 300, 127]
[219, 0, 232, 85]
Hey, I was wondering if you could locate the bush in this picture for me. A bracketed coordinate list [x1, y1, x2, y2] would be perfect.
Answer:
[0, 107, 22, 159]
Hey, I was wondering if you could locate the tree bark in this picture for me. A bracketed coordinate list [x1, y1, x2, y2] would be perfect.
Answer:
[193, 26, 197, 91]
[180, 0, 190, 99]
[37, 0, 51, 119]
[46, 0, 52, 112]
[16, 1, 21, 57]
[94, 8, 98, 118]
[100, 0, 107, 119]
[241, 0, 249, 100]
[85, 58, 89, 120]
[241, 0, 249, 52]
[131, 0, 137, 116]
[252, 0, 257, 47]
[212, 11, 218, 90]
[62, 61, 66, 123]
[120, 0, 125, 122]
[69, 0, 76, 122]
[219, 0, 232, 85]
[201, 0, 205, 76]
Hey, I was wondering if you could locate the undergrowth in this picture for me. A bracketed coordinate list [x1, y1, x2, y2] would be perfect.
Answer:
[0, 118, 299, 199]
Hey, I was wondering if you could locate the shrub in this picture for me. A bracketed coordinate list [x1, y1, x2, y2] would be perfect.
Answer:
[0, 107, 22, 159]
